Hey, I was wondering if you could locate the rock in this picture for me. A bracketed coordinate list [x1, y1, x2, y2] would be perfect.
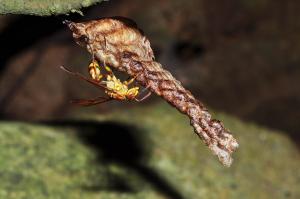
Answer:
[0, 102, 299, 199]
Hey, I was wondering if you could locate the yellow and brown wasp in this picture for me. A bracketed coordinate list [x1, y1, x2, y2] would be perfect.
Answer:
[61, 60, 151, 106]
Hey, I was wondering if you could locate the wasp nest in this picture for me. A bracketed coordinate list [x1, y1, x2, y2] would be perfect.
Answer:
[64, 17, 239, 167]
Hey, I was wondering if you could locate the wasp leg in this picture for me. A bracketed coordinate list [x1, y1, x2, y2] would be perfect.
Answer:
[124, 71, 143, 86]
[104, 36, 108, 51]
[135, 91, 152, 102]
[134, 84, 152, 102]
[103, 64, 114, 76]
[60, 65, 107, 90]
[71, 96, 112, 106]
[124, 76, 137, 86]
[101, 37, 113, 75]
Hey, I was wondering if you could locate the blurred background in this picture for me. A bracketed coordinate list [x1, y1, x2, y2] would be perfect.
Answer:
[1, 0, 300, 140]
[0, 0, 300, 198]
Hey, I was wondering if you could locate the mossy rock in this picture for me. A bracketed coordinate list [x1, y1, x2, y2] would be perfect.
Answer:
[0, 102, 299, 199]
[0, 0, 103, 16]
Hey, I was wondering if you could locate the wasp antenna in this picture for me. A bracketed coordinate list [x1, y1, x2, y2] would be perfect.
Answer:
[60, 65, 76, 76]
[60, 65, 70, 73]
[60, 65, 108, 90]
[60, 65, 74, 72]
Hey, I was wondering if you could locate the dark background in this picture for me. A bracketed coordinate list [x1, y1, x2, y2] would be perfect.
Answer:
[0, 0, 299, 143]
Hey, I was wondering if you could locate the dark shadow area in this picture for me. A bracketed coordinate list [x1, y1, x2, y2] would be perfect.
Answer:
[42, 120, 185, 199]
[0, 16, 64, 71]
[0, 45, 46, 115]
[173, 41, 206, 61]
[82, 174, 136, 193]
[0, 11, 91, 76]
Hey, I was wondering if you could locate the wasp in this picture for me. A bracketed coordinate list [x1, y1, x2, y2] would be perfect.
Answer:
[61, 60, 151, 106]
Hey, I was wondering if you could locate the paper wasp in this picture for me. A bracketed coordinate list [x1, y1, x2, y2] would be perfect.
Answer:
[61, 60, 151, 106]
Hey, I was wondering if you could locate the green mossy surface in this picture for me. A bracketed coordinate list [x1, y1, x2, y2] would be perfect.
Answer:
[0, 102, 299, 198]
[0, 0, 103, 16]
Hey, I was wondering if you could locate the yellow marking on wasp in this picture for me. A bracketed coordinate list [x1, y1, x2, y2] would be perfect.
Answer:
[88, 60, 140, 101]
[88, 61, 102, 81]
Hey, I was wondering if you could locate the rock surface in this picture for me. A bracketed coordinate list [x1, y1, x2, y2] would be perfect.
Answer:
[0, 102, 299, 199]
[0, 0, 103, 15]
